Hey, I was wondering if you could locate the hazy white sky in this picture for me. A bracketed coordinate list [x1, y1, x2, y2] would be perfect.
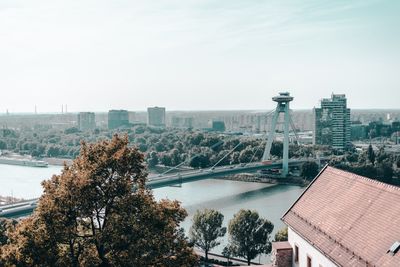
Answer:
[1, 0, 399, 112]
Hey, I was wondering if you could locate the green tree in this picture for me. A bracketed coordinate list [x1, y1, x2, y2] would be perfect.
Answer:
[0, 140, 7, 150]
[228, 209, 274, 265]
[147, 151, 159, 168]
[0, 135, 197, 267]
[189, 154, 210, 168]
[64, 127, 79, 134]
[222, 244, 235, 267]
[239, 146, 254, 163]
[270, 142, 283, 158]
[377, 159, 394, 183]
[274, 227, 288, 242]
[301, 161, 319, 180]
[367, 144, 376, 165]
[189, 209, 226, 264]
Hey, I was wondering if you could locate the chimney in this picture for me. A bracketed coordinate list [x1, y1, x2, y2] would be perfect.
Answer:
[271, 241, 292, 267]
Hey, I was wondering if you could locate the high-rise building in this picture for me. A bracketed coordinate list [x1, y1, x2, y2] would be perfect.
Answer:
[108, 110, 129, 129]
[313, 94, 351, 150]
[210, 120, 226, 132]
[147, 107, 166, 127]
[77, 112, 96, 131]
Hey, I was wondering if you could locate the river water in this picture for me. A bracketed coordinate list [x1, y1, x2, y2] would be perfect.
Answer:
[0, 164, 304, 263]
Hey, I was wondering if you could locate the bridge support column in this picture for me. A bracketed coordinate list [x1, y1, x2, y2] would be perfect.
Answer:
[262, 92, 294, 177]
[282, 101, 290, 176]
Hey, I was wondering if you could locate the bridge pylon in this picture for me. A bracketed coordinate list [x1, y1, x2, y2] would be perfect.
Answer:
[262, 92, 294, 177]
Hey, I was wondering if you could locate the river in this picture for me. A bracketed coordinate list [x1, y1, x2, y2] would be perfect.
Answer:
[0, 164, 304, 263]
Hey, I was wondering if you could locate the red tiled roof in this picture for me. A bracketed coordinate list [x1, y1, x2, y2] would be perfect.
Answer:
[282, 166, 400, 267]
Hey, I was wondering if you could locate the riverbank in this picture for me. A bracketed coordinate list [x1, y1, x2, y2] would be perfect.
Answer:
[215, 173, 309, 187]
[0, 196, 25, 205]
[43, 157, 73, 166]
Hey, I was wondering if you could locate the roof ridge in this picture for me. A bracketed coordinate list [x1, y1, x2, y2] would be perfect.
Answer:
[327, 166, 400, 194]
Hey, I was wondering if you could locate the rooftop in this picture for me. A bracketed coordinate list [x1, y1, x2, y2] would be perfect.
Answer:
[282, 166, 400, 267]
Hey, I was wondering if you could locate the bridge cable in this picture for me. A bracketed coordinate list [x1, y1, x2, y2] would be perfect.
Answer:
[210, 141, 243, 169]
[161, 109, 277, 175]
[211, 109, 277, 169]
[288, 110, 300, 145]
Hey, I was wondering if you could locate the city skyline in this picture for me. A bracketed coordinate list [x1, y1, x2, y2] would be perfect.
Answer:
[1, 0, 400, 112]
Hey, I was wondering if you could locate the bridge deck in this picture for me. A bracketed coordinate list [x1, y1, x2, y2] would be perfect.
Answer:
[0, 160, 307, 219]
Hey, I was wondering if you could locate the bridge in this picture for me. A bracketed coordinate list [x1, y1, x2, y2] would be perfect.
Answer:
[0, 160, 307, 219]
[0, 92, 315, 219]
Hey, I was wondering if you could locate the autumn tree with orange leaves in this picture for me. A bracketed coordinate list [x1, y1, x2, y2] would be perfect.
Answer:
[0, 135, 197, 267]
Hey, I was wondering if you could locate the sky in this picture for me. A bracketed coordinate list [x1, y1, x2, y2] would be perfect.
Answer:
[1, 0, 399, 112]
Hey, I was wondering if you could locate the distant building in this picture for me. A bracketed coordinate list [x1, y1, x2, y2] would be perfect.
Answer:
[171, 116, 194, 128]
[183, 117, 194, 128]
[128, 111, 136, 123]
[210, 120, 225, 132]
[313, 94, 351, 150]
[77, 112, 96, 131]
[392, 121, 400, 132]
[350, 123, 367, 140]
[147, 107, 166, 127]
[108, 110, 129, 129]
[272, 166, 400, 267]
[171, 116, 180, 128]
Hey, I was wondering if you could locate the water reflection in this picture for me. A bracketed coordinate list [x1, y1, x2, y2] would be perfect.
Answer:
[154, 179, 304, 263]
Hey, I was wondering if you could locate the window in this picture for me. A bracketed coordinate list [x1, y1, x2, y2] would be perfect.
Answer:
[307, 255, 312, 267]
[294, 245, 299, 262]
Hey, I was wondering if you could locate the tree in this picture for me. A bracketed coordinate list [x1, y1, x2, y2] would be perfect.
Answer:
[222, 244, 235, 266]
[0, 139, 7, 150]
[0, 135, 197, 266]
[345, 152, 359, 163]
[367, 144, 376, 165]
[228, 209, 274, 265]
[64, 127, 79, 134]
[0, 219, 16, 246]
[147, 151, 159, 168]
[189, 209, 226, 264]
[46, 145, 61, 157]
[189, 154, 210, 168]
[270, 142, 283, 158]
[377, 159, 394, 183]
[301, 161, 319, 180]
[274, 227, 288, 242]
[239, 146, 254, 163]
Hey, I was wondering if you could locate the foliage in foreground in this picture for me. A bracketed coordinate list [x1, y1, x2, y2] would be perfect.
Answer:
[0, 135, 197, 267]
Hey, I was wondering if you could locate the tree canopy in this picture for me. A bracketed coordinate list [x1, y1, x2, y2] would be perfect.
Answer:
[274, 227, 288, 242]
[228, 209, 274, 265]
[301, 161, 319, 180]
[189, 209, 226, 263]
[0, 135, 197, 267]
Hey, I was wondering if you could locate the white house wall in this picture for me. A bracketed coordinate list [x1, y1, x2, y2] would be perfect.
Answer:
[288, 227, 338, 267]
